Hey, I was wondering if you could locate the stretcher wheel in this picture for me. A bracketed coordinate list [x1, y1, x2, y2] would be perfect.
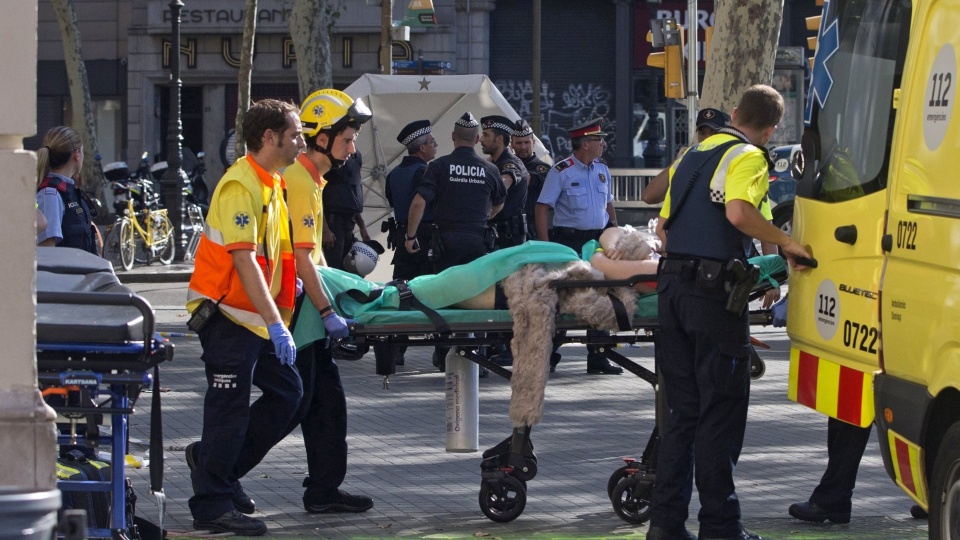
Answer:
[332, 342, 369, 361]
[749, 348, 765, 380]
[479, 475, 526, 522]
[607, 464, 634, 501]
[611, 473, 654, 524]
[512, 457, 537, 482]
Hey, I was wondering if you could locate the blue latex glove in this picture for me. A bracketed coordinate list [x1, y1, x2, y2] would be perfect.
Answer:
[322, 312, 354, 341]
[295, 277, 303, 297]
[267, 322, 297, 366]
[771, 296, 788, 328]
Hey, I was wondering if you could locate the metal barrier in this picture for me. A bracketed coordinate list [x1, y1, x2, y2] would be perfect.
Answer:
[609, 168, 663, 209]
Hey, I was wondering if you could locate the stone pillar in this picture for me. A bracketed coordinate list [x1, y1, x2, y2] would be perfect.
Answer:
[0, 0, 58, 490]
[454, 0, 496, 75]
[613, 0, 635, 167]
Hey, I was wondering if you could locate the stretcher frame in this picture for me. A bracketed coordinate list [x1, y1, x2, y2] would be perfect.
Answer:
[342, 269, 781, 523]
[37, 278, 172, 538]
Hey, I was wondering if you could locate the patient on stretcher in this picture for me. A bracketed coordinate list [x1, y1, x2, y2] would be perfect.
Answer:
[453, 226, 660, 310]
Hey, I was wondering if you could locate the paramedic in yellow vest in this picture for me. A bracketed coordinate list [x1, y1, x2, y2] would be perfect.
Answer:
[237, 89, 375, 515]
[184, 99, 305, 536]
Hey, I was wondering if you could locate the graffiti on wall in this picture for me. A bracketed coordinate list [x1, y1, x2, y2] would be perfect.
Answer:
[495, 79, 617, 160]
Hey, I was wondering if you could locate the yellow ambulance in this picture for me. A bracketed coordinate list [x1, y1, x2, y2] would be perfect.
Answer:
[787, 0, 960, 537]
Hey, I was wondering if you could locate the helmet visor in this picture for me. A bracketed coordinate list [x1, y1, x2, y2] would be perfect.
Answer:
[347, 98, 372, 127]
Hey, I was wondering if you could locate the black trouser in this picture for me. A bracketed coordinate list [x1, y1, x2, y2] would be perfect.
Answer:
[432, 229, 487, 273]
[189, 312, 303, 521]
[323, 212, 357, 271]
[809, 418, 872, 513]
[391, 224, 434, 281]
[649, 266, 753, 538]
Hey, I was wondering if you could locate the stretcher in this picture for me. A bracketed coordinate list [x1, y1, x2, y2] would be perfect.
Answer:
[291, 241, 787, 523]
[36, 246, 173, 538]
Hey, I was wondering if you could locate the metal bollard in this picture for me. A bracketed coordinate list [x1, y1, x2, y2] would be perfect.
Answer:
[444, 348, 478, 452]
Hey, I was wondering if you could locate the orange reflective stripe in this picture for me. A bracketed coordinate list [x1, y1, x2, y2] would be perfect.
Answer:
[788, 348, 874, 427]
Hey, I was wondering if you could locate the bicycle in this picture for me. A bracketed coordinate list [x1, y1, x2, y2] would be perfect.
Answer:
[148, 151, 206, 262]
[102, 176, 175, 271]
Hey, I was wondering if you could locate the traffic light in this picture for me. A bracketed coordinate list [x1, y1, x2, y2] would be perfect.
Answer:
[647, 18, 685, 99]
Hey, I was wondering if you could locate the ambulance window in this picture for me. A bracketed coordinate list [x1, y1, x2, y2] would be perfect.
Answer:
[811, 0, 910, 203]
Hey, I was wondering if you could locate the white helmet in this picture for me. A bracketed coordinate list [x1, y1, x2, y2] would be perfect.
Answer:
[343, 241, 378, 277]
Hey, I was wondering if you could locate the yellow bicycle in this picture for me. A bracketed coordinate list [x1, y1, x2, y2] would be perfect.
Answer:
[103, 178, 175, 270]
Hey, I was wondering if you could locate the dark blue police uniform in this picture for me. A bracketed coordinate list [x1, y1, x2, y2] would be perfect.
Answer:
[387, 155, 433, 280]
[520, 154, 551, 239]
[322, 152, 363, 270]
[488, 149, 528, 249]
[650, 134, 759, 539]
[418, 148, 504, 272]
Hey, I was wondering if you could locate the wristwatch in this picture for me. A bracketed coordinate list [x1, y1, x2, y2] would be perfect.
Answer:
[405, 233, 417, 241]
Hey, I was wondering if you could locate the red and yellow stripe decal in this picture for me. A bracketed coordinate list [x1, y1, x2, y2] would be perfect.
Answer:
[887, 429, 927, 506]
[787, 348, 874, 427]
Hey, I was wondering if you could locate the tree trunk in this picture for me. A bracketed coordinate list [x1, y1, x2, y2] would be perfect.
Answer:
[290, 0, 334, 102]
[234, 0, 258, 159]
[701, 0, 784, 112]
[50, 0, 104, 209]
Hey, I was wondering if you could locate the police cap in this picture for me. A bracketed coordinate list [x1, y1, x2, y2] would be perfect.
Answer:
[695, 108, 730, 131]
[567, 118, 608, 139]
[513, 119, 534, 137]
[481, 115, 514, 136]
[455, 111, 480, 128]
[397, 119, 432, 146]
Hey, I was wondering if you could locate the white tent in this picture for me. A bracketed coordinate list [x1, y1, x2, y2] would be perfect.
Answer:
[343, 74, 550, 282]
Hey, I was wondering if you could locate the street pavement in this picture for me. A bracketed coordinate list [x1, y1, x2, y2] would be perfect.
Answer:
[116, 265, 929, 539]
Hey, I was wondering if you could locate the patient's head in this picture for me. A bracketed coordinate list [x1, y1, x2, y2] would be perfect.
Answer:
[613, 225, 659, 260]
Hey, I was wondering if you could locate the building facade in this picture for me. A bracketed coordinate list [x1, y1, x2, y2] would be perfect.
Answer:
[31, 0, 820, 182]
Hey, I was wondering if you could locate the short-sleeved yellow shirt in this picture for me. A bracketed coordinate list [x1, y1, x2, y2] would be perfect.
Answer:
[284, 153, 327, 265]
[660, 133, 769, 220]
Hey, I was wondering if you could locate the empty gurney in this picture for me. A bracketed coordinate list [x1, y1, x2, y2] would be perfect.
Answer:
[36, 246, 172, 538]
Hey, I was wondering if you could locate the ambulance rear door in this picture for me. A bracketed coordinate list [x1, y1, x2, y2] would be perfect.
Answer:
[786, 0, 911, 428]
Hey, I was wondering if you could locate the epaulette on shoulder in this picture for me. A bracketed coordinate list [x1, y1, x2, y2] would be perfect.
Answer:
[554, 158, 574, 172]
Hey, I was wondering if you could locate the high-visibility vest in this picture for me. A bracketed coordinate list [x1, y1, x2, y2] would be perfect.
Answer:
[187, 156, 296, 337]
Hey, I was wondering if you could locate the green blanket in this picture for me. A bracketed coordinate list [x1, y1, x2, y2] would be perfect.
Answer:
[293, 241, 580, 346]
[292, 242, 787, 348]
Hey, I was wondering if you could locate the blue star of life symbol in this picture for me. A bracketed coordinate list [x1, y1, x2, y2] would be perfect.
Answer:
[234, 212, 250, 229]
[303, 215, 315, 228]
[805, 0, 839, 125]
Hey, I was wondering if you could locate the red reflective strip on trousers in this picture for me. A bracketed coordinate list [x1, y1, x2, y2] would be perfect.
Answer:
[895, 438, 916, 495]
[836, 365, 863, 426]
[797, 350, 819, 408]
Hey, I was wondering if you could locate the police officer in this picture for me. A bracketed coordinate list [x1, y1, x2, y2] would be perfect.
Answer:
[535, 118, 622, 375]
[383, 119, 438, 366]
[511, 119, 552, 239]
[322, 150, 370, 270]
[647, 85, 811, 540]
[405, 112, 506, 371]
[36, 126, 99, 255]
[481, 114, 528, 249]
[387, 119, 437, 281]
